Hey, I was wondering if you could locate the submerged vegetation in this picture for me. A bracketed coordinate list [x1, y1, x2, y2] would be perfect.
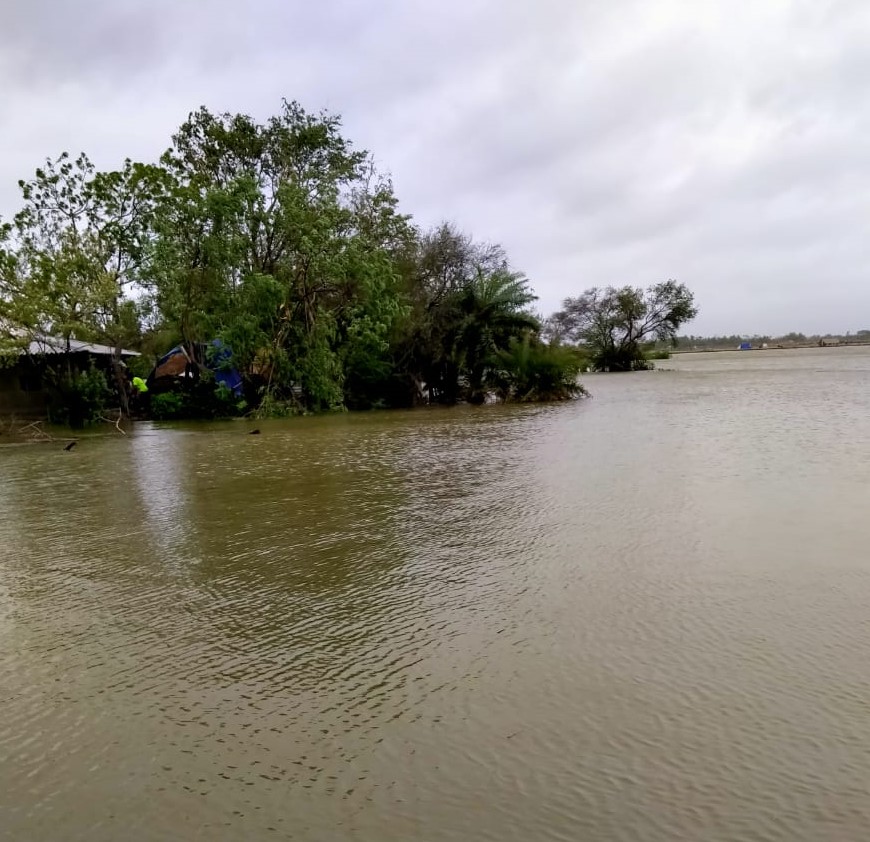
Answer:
[0, 100, 692, 422]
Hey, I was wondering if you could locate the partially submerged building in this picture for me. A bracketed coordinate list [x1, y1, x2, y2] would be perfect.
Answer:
[0, 333, 139, 417]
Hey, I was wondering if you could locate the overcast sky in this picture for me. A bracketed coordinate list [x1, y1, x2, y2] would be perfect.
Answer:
[2, 0, 868, 334]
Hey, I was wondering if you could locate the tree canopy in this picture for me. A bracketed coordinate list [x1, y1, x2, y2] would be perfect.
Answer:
[1, 100, 693, 421]
[549, 281, 697, 371]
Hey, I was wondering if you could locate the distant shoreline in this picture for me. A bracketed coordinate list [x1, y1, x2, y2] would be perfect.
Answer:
[672, 341, 870, 355]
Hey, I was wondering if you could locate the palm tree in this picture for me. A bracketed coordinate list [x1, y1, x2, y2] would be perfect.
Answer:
[453, 269, 539, 403]
[490, 335, 587, 402]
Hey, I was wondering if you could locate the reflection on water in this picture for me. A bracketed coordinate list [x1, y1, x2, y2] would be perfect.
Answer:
[2, 347, 870, 841]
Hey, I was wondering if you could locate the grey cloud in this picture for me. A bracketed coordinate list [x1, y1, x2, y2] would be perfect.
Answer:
[0, 0, 178, 83]
[3, 0, 870, 334]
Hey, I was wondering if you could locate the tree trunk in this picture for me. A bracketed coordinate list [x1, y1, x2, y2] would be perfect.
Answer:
[113, 347, 130, 419]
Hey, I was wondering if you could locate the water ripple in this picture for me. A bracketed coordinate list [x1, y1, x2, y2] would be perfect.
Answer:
[2, 349, 870, 839]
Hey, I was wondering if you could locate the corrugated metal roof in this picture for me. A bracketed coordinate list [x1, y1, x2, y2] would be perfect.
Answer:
[25, 335, 140, 357]
[1, 324, 139, 357]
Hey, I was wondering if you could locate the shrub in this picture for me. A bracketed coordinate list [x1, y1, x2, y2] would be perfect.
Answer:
[148, 373, 248, 421]
[490, 337, 588, 403]
[46, 365, 110, 428]
[150, 391, 186, 420]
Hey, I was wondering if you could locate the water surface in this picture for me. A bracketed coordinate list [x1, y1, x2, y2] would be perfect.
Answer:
[2, 346, 870, 841]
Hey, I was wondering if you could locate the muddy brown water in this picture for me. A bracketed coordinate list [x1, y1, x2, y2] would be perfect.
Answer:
[2, 346, 870, 841]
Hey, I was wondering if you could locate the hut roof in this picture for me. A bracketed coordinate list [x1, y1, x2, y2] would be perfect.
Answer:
[0, 323, 139, 357]
[25, 334, 139, 357]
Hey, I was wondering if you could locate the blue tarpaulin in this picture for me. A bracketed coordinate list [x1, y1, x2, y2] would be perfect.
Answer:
[209, 339, 243, 397]
[149, 340, 243, 397]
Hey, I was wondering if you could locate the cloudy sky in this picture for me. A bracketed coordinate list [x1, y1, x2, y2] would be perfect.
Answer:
[2, 0, 868, 334]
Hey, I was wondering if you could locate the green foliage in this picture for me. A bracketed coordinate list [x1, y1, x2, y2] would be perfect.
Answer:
[46, 365, 110, 428]
[125, 354, 154, 379]
[551, 281, 697, 371]
[149, 391, 186, 420]
[8, 153, 166, 345]
[140, 102, 416, 417]
[454, 270, 540, 404]
[149, 376, 244, 421]
[393, 225, 549, 405]
[1, 153, 168, 419]
[4, 99, 696, 420]
[490, 336, 587, 402]
[255, 394, 302, 418]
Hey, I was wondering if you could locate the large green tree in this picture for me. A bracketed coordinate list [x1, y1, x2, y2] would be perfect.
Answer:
[1, 153, 167, 414]
[146, 101, 412, 412]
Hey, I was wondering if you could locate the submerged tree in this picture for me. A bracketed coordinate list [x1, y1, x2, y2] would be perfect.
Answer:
[549, 281, 697, 371]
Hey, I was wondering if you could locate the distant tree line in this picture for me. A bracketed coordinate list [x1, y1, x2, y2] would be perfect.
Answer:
[673, 329, 870, 351]
[0, 100, 697, 421]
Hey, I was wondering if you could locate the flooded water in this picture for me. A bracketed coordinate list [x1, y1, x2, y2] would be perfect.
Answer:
[2, 346, 870, 841]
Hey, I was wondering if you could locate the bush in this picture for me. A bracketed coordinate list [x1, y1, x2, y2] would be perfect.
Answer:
[125, 354, 155, 380]
[46, 365, 110, 428]
[150, 391, 186, 420]
[490, 337, 587, 402]
[254, 393, 303, 418]
[588, 344, 652, 371]
[149, 376, 246, 420]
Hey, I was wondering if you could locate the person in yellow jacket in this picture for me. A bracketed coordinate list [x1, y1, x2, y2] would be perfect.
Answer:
[129, 374, 149, 417]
